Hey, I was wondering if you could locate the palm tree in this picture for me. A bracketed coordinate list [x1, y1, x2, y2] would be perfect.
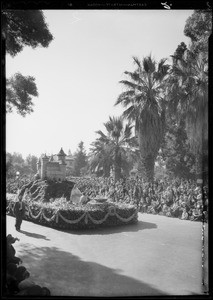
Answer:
[168, 46, 208, 180]
[115, 55, 170, 182]
[89, 140, 112, 177]
[90, 116, 137, 181]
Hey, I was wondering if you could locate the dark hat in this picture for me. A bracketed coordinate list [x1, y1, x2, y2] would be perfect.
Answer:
[7, 234, 15, 243]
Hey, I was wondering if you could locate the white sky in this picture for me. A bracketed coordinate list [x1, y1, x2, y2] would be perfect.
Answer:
[6, 9, 193, 158]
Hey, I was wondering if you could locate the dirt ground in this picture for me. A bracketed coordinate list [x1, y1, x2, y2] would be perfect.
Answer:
[6, 213, 208, 296]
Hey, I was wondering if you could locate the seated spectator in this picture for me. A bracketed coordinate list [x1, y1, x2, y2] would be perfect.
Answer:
[191, 205, 203, 221]
[139, 198, 147, 212]
[181, 208, 189, 220]
[196, 193, 203, 207]
[187, 208, 193, 219]
[203, 198, 208, 222]
[162, 204, 170, 216]
[166, 188, 173, 206]
[147, 200, 157, 214]
[155, 201, 162, 214]
[171, 201, 181, 218]
[166, 207, 172, 217]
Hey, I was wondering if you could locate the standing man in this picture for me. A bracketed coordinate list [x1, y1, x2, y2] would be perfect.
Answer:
[13, 195, 25, 231]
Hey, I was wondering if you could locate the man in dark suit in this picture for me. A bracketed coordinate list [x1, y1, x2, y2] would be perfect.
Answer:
[13, 196, 25, 231]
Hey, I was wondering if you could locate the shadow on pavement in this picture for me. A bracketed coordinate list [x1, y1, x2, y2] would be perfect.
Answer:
[62, 220, 157, 235]
[19, 230, 50, 240]
[17, 243, 167, 297]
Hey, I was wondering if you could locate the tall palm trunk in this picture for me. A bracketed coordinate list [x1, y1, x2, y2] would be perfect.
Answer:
[103, 164, 111, 177]
[114, 151, 122, 182]
[138, 153, 155, 182]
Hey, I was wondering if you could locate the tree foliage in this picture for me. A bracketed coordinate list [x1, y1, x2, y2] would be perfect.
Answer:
[73, 142, 88, 177]
[25, 154, 38, 174]
[184, 9, 212, 53]
[168, 48, 208, 153]
[161, 118, 196, 179]
[2, 10, 53, 56]
[6, 152, 14, 178]
[167, 10, 211, 161]
[6, 72, 38, 116]
[89, 140, 112, 177]
[3, 10, 53, 116]
[90, 116, 137, 180]
[6, 152, 39, 178]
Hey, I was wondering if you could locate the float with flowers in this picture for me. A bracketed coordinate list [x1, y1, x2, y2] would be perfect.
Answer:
[6, 180, 138, 230]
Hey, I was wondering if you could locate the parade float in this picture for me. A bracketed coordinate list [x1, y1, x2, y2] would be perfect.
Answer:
[6, 149, 138, 230]
[6, 184, 138, 230]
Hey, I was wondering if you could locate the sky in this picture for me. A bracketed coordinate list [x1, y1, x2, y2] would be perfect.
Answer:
[6, 9, 193, 159]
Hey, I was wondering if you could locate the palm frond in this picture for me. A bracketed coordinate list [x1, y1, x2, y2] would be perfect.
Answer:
[123, 123, 133, 140]
[143, 56, 156, 73]
[154, 60, 170, 81]
[119, 80, 141, 91]
[95, 130, 108, 140]
[122, 106, 137, 121]
[132, 56, 141, 69]
[124, 71, 140, 82]
[115, 91, 134, 107]
[157, 58, 167, 70]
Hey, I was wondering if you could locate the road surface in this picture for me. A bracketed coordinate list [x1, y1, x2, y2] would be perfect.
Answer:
[6, 213, 208, 296]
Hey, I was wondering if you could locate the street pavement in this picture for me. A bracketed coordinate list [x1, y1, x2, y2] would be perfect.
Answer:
[6, 213, 208, 296]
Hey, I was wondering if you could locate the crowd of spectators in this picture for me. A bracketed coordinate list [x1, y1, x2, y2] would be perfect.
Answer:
[6, 234, 51, 296]
[71, 176, 208, 222]
[7, 174, 208, 222]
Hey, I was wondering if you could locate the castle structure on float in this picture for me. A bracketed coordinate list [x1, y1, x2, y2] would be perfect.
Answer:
[36, 148, 67, 181]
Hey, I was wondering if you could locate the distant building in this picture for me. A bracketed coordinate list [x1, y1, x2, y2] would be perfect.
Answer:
[37, 148, 67, 181]
[66, 149, 74, 168]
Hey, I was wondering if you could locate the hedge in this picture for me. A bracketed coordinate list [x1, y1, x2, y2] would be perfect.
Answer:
[6, 194, 138, 230]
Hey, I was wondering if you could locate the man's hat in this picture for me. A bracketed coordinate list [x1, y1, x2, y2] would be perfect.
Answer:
[7, 234, 16, 243]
